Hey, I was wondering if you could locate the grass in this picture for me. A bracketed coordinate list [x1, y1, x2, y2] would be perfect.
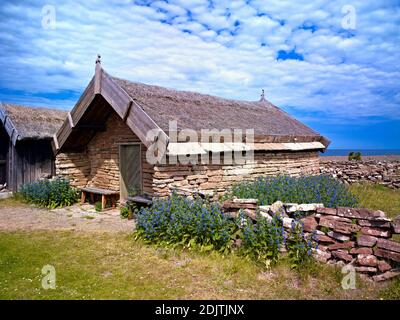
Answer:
[0, 230, 396, 300]
[0, 197, 25, 208]
[349, 183, 400, 242]
[349, 183, 400, 219]
[0, 183, 399, 299]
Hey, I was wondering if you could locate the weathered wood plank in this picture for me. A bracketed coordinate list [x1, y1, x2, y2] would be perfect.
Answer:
[56, 118, 73, 151]
[70, 77, 95, 125]
[101, 71, 131, 119]
[94, 63, 102, 94]
[81, 186, 119, 195]
[68, 112, 74, 128]
[126, 103, 169, 148]
[52, 134, 59, 153]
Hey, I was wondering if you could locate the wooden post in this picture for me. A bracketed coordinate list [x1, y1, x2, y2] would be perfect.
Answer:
[80, 191, 86, 204]
[94, 54, 102, 95]
[101, 194, 107, 210]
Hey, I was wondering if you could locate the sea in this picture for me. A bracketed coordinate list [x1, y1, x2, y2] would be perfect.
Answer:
[321, 149, 400, 156]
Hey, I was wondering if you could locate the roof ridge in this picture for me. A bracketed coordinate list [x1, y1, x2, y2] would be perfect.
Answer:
[109, 75, 269, 106]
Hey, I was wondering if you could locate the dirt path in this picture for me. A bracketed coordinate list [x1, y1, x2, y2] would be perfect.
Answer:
[0, 201, 135, 233]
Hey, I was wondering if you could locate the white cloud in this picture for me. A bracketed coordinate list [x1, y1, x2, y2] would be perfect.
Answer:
[0, 0, 398, 124]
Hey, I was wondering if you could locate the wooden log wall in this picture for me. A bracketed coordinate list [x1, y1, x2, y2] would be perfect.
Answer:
[5, 140, 55, 191]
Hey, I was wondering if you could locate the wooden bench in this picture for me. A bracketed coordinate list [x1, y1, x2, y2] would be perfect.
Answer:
[80, 187, 119, 210]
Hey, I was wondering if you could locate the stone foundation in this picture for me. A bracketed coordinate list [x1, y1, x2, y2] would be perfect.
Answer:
[153, 151, 320, 198]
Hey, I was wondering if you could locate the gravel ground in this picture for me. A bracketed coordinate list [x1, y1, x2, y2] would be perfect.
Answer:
[0, 202, 135, 233]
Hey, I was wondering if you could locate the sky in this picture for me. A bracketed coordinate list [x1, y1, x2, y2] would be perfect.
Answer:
[0, 0, 399, 149]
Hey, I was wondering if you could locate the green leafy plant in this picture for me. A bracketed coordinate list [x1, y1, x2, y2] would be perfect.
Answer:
[135, 193, 235, 253]
[239, 212, 284, 268]
[94, 202, 102, 212]
[120, 206, 130, 219]
[320, 226, 330, 234]
[286, 219, 317, 269]
[134, 193, 320, 270]
[120, 205, 135, 219]
[19, 177, 78, 209]
[348, 152, 362, 161]
[226, 175, 358, 208]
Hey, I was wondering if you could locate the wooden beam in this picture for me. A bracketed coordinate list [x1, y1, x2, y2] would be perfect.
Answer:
[51, 134, 59, 154]
[94, 61, 102, 94]
[123, 101, 133, 122]
[101, 71, 131, 119]
[67, 112, 74, 128]
[11, 127, 18, 146]
[101, 70, 169, 148]
[0, 104, 6, 123]
[319, 135, 331, 149]
[54, 77, 95, 152]
[70, 77, 95, 125]
[1, 113, 19, 147]
[126, 101, 169, 148]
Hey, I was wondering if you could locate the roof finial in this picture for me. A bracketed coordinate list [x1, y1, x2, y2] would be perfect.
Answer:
[260, 89, 266, 102]
[95, 54, 101, 64]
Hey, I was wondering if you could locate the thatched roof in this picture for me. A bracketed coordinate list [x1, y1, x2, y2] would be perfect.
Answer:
[0, 103, 67, 145]
[54, 64, 330, 153]
[112, 76, 320, 138]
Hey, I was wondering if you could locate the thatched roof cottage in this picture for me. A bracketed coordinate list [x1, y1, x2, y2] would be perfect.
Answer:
[0, 103, 67, 191]
[54, 59, 330, 200]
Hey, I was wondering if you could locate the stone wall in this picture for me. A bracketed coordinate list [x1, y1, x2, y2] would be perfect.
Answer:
[56, 110, 320, 198]
[223, 199, 400, 281]
[56, 112, 154, 194]
[320, 159, 400, 189]
[86, 113, 142, 191]
[153, 151, 320, 198]
[56, 152, 90, 188]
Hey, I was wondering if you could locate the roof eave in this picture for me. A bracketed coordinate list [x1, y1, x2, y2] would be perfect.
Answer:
[0, 102, 20, 146]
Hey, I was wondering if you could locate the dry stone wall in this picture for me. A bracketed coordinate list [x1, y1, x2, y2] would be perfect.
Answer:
[56, 112, 154, 194]
[153, 151, 320, 198]
[223, 199, 400, 281]
[56, 152, 90, 188]
[320, 159, 400, 189]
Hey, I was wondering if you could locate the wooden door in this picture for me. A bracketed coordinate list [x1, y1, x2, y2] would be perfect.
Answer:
[119, 144, 142, 199]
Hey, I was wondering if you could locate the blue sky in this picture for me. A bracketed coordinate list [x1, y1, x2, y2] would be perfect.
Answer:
[0, 0, 399, 149]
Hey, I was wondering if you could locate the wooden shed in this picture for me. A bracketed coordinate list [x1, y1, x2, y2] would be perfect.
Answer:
[54, 60, 330, 200]
[0, 103, 67, 191]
